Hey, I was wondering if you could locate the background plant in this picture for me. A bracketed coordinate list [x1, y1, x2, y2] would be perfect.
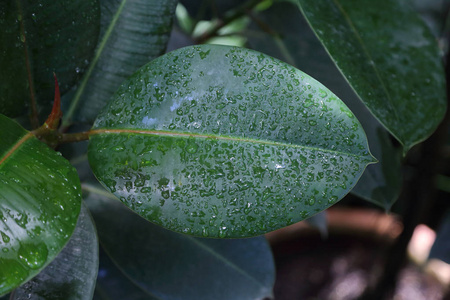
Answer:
[0, 0, 449, 299]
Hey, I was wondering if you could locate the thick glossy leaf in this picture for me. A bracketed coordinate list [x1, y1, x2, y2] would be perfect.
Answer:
[11, 203, 98, 300]
[0, 114, 81, 295]
[0, 0, 100, 118]
[88, 45, 375, 237]
[86, 192, 275, 300]
[63, 0, 178, 125]
[297, 0, 447, 153]
[94, 248, 159, 300]
[245, 0, 402, 210]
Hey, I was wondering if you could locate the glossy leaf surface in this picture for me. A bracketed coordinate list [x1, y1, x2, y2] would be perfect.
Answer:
[94, 248, 159, 300]
[245, 0, 402, 210]
[297, 0, 447, 152]
[88, 45, 374, 237]
[86, 193, 275, 300]
[11, 203, 98, 300]
[63, 0, 178, 125]
[0, 0, 100, 118]
[0, 115, 81, 295]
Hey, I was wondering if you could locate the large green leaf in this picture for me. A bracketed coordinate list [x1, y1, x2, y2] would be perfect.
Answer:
[86, 192, 275, 300]
[245, 0, 402, 210]
[0, 0, 100, 119]
[11, 203, 98, 300]
[63, 0, 178, 125]
[88, 45, 375, 238]
[297, 0, 447, 153]
[0, 114, 81, 295]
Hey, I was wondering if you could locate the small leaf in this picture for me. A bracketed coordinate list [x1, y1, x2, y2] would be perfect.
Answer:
[245, 0, 402, 210]
[297, 0, 447, 153]
[63, 0, 178, 125]
[11, 203, 98, 300]
[0, 0, 100, 119]
[86, 193, 275, 300]
[88, 45, 375, 238]
[0, 114, 81, 295]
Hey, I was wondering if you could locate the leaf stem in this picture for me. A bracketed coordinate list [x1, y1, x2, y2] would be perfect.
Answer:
[62, 0, 128, 129]
[195, 0, 263, 44]
[32, 127, 92, 148]
[16, 0, 39, 129]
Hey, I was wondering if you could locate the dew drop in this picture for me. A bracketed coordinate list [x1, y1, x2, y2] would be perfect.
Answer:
[18, 243, 48, 270]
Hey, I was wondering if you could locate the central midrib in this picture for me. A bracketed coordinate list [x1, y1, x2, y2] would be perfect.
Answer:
[90, 128, 373, 161]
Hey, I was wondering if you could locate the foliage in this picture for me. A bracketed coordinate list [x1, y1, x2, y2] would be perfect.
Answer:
[0, 0, 449, 299]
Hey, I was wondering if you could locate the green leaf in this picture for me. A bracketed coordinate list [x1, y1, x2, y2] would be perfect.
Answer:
[409, 0, 450, 38]
[297, 0, 447, 153]
[10, 203, 98, 300]
[0, 114, 81, 296]
[94, 247, 159, 300]
[88, 44, 375, 238]
[245, 0, 402, 210]
[86, 192, 275, 300]
[0, 0, 100, 119]
[63, 0, 178, 126]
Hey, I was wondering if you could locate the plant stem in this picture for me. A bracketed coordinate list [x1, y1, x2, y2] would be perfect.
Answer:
[16, 0, 39, 129]
[195, 0, 262, 44]
[32, 128, 91, 148]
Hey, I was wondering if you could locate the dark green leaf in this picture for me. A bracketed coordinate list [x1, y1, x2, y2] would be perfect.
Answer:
[88, 45, 375, 237]
[245, 0, 402, 210]
[63, 0, 178, 125]
[0, 114, 81, 295]
[94, 247, 159, 300]
[297, 0, 447, 153]
[86, 192, 275, 300]
[409, 0, 450, 38]
[0, 0, 100, 118]
[11, 203, 97, 300]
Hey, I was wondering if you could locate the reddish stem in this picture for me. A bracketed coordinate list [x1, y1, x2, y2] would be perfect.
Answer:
[44, 73, 63, 130]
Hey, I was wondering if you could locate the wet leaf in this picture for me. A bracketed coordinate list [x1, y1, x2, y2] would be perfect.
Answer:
[0, 114, 81, 295]
[86, 193, 275, 300]
[245, 0, 402, 210]
[11, 203, 97, 300]
[88, 45, 375, 238]
[297, 0, 447, 153]
[62, 0, 178, 126]
[0, 0, 100, 119]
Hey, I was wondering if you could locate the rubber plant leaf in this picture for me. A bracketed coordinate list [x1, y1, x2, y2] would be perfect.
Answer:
[245, 0, 402, 210]
[297, 0, 447, 153]
[63, 0, 178, 126]
[10, 203, 97, 300]
[86, 193, 275, 300]
[0, 0, 100, 119]
[0, 114, 81, 295]
[88, 45, 375, 238]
